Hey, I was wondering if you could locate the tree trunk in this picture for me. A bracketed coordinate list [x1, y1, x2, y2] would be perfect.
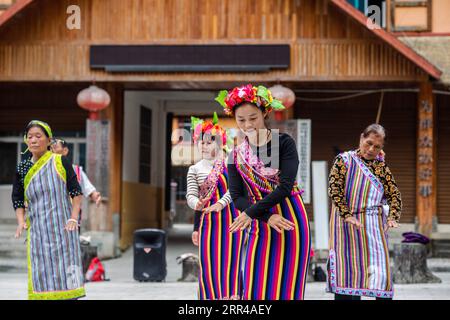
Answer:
[393, 243, 441, 284]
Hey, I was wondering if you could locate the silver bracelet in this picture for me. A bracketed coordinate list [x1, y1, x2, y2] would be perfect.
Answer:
[67, 218, 78, 224]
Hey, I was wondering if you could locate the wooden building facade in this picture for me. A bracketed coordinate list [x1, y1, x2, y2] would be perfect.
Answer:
[0, 0, 448, 248]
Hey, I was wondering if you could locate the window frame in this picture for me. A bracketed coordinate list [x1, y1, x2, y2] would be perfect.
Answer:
[0, 136, 87, 186]
[390, 0, 433, 32]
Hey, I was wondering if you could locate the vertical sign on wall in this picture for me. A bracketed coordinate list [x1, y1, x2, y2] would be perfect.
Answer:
[87, 119, 110, 197]
[312, 161, 329, 251]
[271, 119, 311, 204]
[297, 119, 312, 204]
[417, 83, 436, 237]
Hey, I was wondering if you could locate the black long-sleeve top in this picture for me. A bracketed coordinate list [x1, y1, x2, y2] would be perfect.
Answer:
[12, 154, 83, 210]
[227, 133, 300, 222]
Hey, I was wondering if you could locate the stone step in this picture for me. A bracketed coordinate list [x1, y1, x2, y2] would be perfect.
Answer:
[0, 225, 18, 233]
[432, 248, 450, 258]
[0, 220, 27, 264]
[427, 258, 450, 272]
[0, 238, 27, 249]
[432, 239, 450, 258]
[0, 250, 27, 259]
[0, 219, 18, 226]
[0, 257, 27, 273]
[431, 233, 450, 240]
[0, 233, 21, 241]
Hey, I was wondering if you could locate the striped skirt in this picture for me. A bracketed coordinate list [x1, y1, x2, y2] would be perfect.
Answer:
[198, 206, 244, 300]
[327, 206, 393, 298]
[25, 155, 85, 300]
[241, 193, 311, 300]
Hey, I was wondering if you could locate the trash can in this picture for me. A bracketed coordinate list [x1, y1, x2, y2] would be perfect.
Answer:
[133, 229, 167, 282]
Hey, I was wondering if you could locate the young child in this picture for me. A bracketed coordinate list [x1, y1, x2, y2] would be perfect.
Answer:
[186, 113, 243, 300]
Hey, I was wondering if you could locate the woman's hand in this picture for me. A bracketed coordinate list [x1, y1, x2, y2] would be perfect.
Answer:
[90, 191, 102, 207]
[384, 219, 399, 232]
[65, 219, 79, 232]
[14, 222, 27, 239]
[267, 214, 295, 233]
[202, 202, 224, 214]
[192, 231, 199, 246]
[344, 216, 363, 229]
[229, 212, 252, 233]
[195, 198, 209, 211]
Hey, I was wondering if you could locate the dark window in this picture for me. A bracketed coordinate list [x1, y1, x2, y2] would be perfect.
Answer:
[79, 143, 86, 169]
[172, 166, 189, 201]
[65, 143, 75, 164]
[0, 142, 17, 185]
[348, 0, 387, 28]
[139, 106, 152, 184]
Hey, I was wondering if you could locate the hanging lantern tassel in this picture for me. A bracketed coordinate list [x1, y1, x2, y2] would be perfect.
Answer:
[77, 85, 111, 120]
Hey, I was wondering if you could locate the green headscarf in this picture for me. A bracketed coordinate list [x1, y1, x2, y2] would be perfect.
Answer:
[23, 120, 53, 154]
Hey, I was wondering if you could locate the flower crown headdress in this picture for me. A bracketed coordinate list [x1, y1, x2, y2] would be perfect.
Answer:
[191, 112, 229, 149]
[215, 84, 285, 116]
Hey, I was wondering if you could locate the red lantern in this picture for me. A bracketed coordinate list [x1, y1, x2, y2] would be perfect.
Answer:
[269, 84, 296, 121]
[77, 85, 111, 120]
[268, 84, 296, 109]
[274, 111, 284, 121]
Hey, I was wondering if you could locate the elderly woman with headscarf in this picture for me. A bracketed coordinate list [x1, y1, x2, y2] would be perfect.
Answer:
[326, 124, 402, 300]
[12, 120, 85, 300]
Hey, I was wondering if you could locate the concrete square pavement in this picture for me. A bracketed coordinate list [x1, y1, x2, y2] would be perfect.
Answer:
[1, 224, 449, 300]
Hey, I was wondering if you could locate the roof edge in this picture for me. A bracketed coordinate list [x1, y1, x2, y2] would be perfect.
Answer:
[330, 0, 442, 80]
[0, 0, 34, 29]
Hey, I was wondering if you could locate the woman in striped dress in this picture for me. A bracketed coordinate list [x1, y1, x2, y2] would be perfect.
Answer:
[12, 120, 85, 300]
[186, 113, 243, 300]
[217, 84, 311, 300]
[326, 124, 402, 300]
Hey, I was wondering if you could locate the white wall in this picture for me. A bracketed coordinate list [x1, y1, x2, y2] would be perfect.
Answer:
[0, 185, 14, 219]
[123, 91, 224, 188]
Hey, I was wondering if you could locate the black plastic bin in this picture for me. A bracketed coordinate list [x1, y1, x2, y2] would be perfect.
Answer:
[133, 229, 167, 282]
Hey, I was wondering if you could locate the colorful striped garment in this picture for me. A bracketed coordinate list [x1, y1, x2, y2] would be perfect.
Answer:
[327, 150, 393, 299]
[197, 160, 244, 300]
[233, 144, 311, 300]
[24, 151, 85, 300]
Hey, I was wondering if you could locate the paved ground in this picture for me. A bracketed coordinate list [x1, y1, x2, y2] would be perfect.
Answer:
[1, 224, 450, 300]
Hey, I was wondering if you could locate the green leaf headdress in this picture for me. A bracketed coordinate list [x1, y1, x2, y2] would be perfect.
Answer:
[215, 84, 286, 116]
[190, 112, 228, 150]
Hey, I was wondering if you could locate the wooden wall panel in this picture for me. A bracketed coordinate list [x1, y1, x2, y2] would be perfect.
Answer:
[0, 0, 429, 82]
[437, 94, 450, 224]
[120, 182, 162, 248]
[0, 84, 88, 132]
[0, 41, 427, 81]
[295, 91, 417, 223]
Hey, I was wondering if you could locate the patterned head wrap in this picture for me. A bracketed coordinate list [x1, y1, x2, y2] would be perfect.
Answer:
[23, 120, 53, 154]
[24, 120, 53, 142]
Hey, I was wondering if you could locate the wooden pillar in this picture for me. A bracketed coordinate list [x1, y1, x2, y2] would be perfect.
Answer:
[386, 0, 391, 32]
[416, 82, 437, 237]
[105, 83, 123, 233]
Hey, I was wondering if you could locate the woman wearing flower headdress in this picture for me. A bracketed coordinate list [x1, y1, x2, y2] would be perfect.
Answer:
[216, 84, 311, 300]
[11, 120, 85, 300]
[186, 112, 243, 300]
